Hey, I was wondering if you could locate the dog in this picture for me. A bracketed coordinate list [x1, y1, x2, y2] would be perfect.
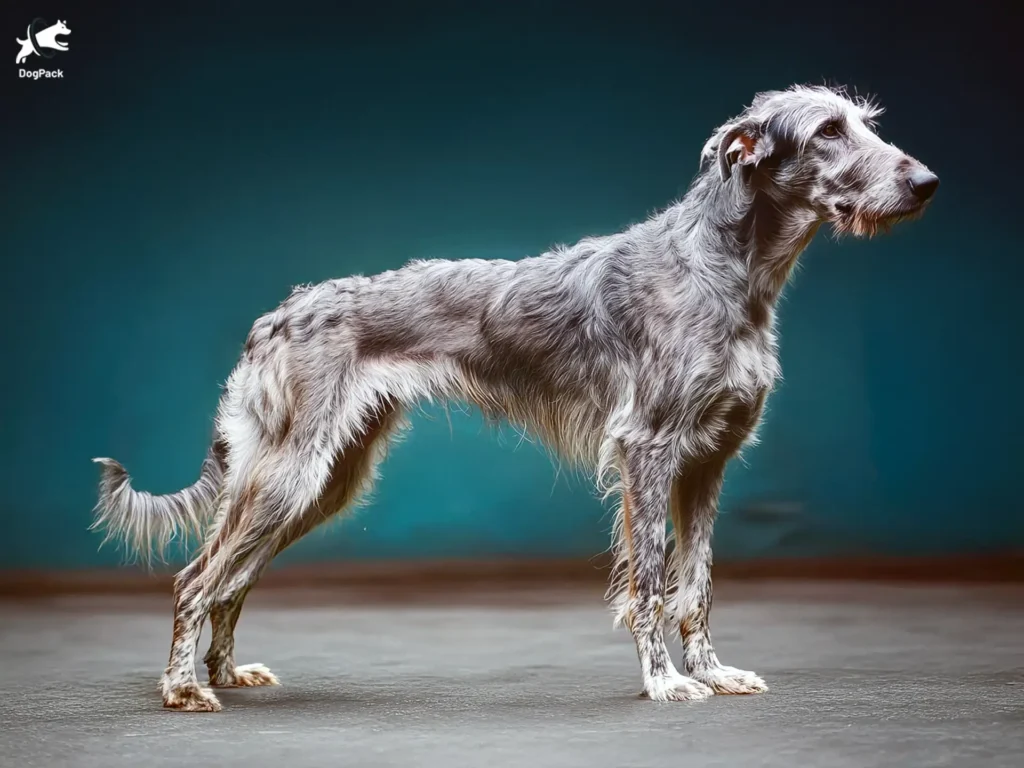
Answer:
[15, 19, 70, 65]
[93, 84, 938, 711]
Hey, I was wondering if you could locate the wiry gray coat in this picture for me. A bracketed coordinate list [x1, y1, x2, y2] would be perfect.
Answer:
[93, 84, 938, 711]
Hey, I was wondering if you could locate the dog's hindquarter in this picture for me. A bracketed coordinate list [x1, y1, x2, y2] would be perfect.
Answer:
[215, 257, 540, 479]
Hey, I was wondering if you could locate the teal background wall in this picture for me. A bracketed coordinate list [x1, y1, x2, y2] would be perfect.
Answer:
[1, 0, 1020, 570]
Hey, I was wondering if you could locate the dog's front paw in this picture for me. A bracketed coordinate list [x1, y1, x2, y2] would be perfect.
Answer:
[691, 665, 768, 695]
[162, 682, 223, 712]
[210, 663, 280, 688]
[640, 672, 714, 702]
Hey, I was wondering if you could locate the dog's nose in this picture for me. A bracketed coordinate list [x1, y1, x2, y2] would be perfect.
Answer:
[907, 169, 940, 202]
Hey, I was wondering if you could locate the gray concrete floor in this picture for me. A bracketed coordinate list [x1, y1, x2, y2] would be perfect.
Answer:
[1, 581, 1022, 767]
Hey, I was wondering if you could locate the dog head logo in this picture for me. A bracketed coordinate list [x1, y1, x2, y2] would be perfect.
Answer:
[15, 18, 70, 65]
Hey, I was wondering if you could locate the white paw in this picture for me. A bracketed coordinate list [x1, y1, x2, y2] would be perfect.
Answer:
[162, 682, 222, 712]
[641, 672, 714, 702]
[692, 665, 768, 695]
[211, 662, 281, 688]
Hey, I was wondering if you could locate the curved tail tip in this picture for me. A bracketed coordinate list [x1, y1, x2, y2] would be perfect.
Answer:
[92, 458, 129, 484]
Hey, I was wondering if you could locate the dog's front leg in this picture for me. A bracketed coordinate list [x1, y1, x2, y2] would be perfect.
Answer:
[667, 456, 768, 695]
[618, 437, 713, 702]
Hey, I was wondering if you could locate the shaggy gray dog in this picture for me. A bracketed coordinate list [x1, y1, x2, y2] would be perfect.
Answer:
[93, 83, 938, 711]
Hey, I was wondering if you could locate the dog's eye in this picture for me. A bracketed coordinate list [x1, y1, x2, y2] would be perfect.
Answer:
[820, 122, 841, 139]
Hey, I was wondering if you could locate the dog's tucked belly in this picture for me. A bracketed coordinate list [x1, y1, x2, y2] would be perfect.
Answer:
[453, 349, 612, 466]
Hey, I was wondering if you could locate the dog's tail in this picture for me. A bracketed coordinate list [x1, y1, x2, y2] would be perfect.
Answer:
[91, 438, 227, 566]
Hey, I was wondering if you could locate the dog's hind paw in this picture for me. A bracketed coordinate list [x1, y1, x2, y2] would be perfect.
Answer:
[210, 663, 280, 688]
[692, 665, 769, 695]
[163, 682, 222, 712]
[640, 672, 713, 702]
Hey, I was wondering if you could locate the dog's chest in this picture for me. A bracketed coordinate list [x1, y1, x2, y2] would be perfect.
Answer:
[660, 328, 778, 456]
[722, 329, 781, 395]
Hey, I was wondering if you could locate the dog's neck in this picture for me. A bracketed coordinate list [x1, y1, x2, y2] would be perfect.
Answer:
[675, 169, 821, 328]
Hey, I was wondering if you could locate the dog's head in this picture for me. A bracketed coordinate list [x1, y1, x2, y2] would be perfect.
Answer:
[54, 19, 70, 35]
[701, 85, 938, 237]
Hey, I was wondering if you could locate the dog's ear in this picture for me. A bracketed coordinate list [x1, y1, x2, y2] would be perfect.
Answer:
[712, 120, 774, 182]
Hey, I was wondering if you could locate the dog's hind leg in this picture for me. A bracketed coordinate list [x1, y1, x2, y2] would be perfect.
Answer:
[203, 404, 400, 689]
[202, 537, 281, 689]
[614, 434, 713, 702]
[160, 552, 222, 710]
[161, 502, 287, 711]
[161, 442, 335, 711]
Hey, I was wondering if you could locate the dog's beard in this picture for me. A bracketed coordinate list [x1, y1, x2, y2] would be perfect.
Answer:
[831, 202, 927, 239]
